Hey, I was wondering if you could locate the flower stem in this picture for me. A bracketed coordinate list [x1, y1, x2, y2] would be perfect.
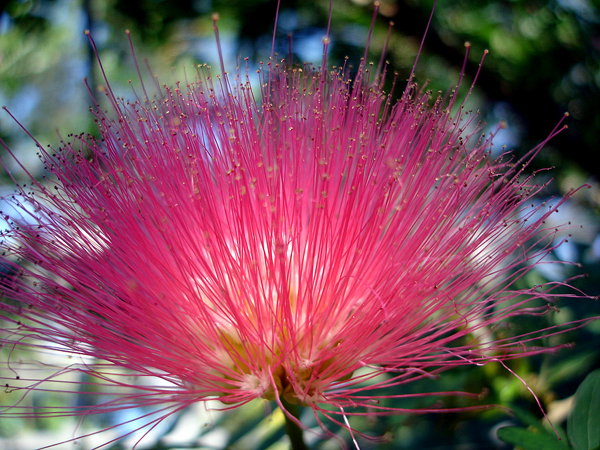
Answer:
[281, 397, 309, 450]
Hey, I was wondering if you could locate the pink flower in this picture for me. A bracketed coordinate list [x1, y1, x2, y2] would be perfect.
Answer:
[0, 5, 595, 449]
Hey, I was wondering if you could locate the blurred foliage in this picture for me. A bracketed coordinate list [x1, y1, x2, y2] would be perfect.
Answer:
[1, 0, 599, 449]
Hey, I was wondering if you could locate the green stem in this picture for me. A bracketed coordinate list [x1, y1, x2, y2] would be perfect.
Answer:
[281, 397, 309, 450]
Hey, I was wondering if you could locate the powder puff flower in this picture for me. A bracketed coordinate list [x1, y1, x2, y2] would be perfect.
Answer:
[0, 3, 596, 449]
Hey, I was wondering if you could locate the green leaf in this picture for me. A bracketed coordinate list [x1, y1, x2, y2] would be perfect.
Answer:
[568, 370, 600, 450]
[498, 427, 569, 450]
[497, 426, 571, 450]
[509, 405, 547, 431]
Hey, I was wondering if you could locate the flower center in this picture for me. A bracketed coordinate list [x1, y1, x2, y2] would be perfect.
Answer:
[206, 319, 353, 406]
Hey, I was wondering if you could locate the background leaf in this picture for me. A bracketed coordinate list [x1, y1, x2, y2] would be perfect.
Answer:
[567, 369, 600, 450]
[497, 426, 571, 450]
